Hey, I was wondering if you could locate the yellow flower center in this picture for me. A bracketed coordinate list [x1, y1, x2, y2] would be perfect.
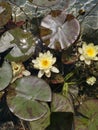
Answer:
[85, 47, 96, 57]
[41, 59, 51, 69]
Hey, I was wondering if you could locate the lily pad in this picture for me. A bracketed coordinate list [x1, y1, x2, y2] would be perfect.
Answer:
[40, 11, 80, 50]
[0, 2, 12, 27]
[29, 0, 60, 7]
[5, 28, 36, 62]
[0, 31, 14, 53]
[51, 93, 74, 113]
[7, 76, 51, 121]
[29, 103, 50, 130]
[9, 0, 26, 6]
[0, 61, 12, 91]
[75, 100, 98, 130]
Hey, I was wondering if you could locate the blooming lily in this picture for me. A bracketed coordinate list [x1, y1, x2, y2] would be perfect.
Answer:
[32, 51, 59, 78]
[78, 42, 98, 65]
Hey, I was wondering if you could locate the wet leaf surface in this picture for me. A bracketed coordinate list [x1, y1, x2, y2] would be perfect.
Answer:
[5, 28, 36, 62]
[7, 76, 51, 121]
[0, 2, 12, 27]
[40, 11, 80, 50]
[51, 93, 74, 113]
[0, 61, 12, 91]
[75, 99, 98, 130]
[29, 103, 50, 130]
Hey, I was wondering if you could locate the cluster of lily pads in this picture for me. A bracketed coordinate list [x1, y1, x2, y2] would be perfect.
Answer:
[0, 0, 98, 130]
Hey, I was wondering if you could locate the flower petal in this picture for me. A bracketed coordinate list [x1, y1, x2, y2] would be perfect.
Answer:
[85, 60, 91, 65]
[52, 57, 56, 64]
[78, 48, 83, 54]
[51, 66, 59, 73]
[45, 71, 51, 77]
[94, 56, 98, 61]
[82, 42, 87, 50]
[80, 55, 85, 61]
[38, 70, 44, 78]
[22, 70, 31, 76]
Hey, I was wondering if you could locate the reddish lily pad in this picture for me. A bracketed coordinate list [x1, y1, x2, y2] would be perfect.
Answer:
[40, 11, 80, 50]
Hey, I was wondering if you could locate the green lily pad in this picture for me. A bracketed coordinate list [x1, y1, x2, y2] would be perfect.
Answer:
[0, 61, 12, 91]
[51, 93, 74, 113]
[9, 0, 26, 6]
[6, 28, 36, 62]
[0, 2, 12, 27]
[29, 103, 50, 130]
[0, 31, 14, 53]
[7, 76, 51, 121]
[29, 0, 60, 7]
[75, 100, 98, 130]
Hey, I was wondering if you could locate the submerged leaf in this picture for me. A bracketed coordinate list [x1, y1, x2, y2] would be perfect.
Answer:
[75, 100, 98, 130]
[7, 76, 51, 121]
[40, 11, 80, 50]
[0, 61, 12, 91]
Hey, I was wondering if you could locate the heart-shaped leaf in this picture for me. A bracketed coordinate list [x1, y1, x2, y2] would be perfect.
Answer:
[0, 2, 12, 27]
[75, 100, 98, 130]
[7, 76, 51, 121]
[29, 103, 50, 130]
[40, 11, 80, 50]
[5, 28, 36, 62]
[51, 93, 74, 113]
[0, 61, 12, 91]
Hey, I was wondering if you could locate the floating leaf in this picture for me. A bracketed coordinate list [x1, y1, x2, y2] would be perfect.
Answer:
[0, 2, 12, 27]
[75, 100, 98, 130]
[40, 11, 80, 50]
[7, 76, 51, 121]
[0, 31, 14, 53]
[51, 93, 74, 113]
[29, 0, 60, 7]
[9, 0, 26, 6]
[29, 103, 50, 130]
[29, 0, 76, 9]
[6, 28, 36, 62]
[0, 61, 12, 91]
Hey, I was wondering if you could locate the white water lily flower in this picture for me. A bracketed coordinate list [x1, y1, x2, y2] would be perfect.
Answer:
[86, 76, 96, 86]
[78, 42, 98, 65]
[32, 51, 59, 78]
